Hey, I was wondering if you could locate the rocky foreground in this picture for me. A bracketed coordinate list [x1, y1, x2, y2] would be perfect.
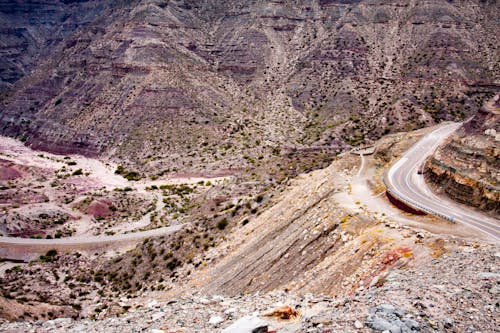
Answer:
[1, 243, 497, 333]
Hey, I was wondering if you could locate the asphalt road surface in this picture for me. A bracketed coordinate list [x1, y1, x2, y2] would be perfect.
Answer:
[0, 224, 183, 247]
[385, 123, 500, 241]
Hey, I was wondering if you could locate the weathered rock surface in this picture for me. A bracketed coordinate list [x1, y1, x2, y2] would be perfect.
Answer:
[0, 243, 498, 332]
[0, 0, 498, 175]
[426, 95, 500, 215]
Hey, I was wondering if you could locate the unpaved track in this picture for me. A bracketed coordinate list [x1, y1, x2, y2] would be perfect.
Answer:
[0, 224, 183, 246]
[0, 224, 184, 261]
[338, 124, 498, 242]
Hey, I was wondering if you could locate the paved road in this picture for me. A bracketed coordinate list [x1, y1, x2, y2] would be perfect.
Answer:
[0, 225, 183, 248]
[385, 123, 500, 241]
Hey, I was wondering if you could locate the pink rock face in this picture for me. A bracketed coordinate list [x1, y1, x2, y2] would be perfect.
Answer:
[0, 164, 22, 181]
[0, 190, 46, 204]
[86, 200, 113, 219]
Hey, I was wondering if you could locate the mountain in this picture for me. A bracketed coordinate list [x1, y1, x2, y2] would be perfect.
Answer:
[0, 1, 499, 330]
[0, 0, 498, 177]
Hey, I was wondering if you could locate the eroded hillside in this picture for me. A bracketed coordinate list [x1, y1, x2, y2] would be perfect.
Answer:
[0, 0, 498, 178]
[0, 126, 498, 332]
[0, 1, 499, 332]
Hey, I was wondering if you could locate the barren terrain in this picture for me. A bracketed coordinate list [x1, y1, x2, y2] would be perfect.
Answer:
[0, 1, 498, 332]
[0, 126, 497, 332]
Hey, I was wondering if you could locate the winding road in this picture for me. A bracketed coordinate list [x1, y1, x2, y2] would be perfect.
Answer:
[0, 135, 229, 260]
[384, 123, 500, 241]
[2, 122, 498, 260]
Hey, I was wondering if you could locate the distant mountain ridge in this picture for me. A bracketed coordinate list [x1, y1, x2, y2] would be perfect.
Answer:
[0, 0, 498, 175]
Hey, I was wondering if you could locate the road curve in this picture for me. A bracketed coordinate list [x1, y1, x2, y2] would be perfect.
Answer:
[384, 123, 500, 241]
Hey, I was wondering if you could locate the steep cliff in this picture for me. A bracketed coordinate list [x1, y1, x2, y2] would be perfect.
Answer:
[0, 0, 136, 92]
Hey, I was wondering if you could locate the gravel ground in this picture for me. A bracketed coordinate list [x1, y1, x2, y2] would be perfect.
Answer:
[1, 244, 497, 333]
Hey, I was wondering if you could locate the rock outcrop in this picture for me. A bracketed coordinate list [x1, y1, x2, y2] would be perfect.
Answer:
[426, 96, 500, 215]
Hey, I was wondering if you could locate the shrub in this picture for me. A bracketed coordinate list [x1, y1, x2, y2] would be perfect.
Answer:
[115, 165, 125, 175]
[166, 258, 181, 270]
[39, 249, 58, 263]
[217, 218, 228, 230]
[124, 171, 141, 181]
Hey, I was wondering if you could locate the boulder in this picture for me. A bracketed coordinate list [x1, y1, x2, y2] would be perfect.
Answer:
[221, 315, 269, 333]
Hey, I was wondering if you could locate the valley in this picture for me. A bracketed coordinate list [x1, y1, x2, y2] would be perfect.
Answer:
[0, 120, 498, 331]
[0, 0, 498, 332]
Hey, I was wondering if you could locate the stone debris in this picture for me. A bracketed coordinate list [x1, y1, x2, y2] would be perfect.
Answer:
[365, 304, 419, 333]
[221, 315, 269, 333]
[0, 214, 497, 333]
[208, 315, 224, 326]
[477, 272, 500, 280]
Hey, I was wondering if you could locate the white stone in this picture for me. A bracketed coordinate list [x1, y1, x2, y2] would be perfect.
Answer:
[224, 308, 237, 315]
[198, 297, 210, 304]
[209, 315, 224, 326]
[147, 300, 159, 308]
[478, 272, 500, 280]
[152, 312, 165, 321]
[221, 315, 268, 333]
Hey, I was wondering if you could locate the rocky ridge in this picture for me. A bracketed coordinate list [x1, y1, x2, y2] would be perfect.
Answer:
[0, 125, 498, 333]
[0, 1, 499, 331]
[0, 0, 498, 177]
[0, 244, 498, 332]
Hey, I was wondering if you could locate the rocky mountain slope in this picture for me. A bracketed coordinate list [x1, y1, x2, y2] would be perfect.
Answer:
[0, 1, 499, 332]
[426, 95, 499, 215]
[2, 244, 498, 333]
[0, 127, 498, 332]
[0, 0, 498, 177]
[0, 0, 135, 93]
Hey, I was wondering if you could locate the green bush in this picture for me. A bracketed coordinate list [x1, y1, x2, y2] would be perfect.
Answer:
[115, 165, 125, 175]
[166, 258, 181, 270]
[39, 249, 58, 263]
[217, 218, 228, 230]
[124, 171, 141, 181]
